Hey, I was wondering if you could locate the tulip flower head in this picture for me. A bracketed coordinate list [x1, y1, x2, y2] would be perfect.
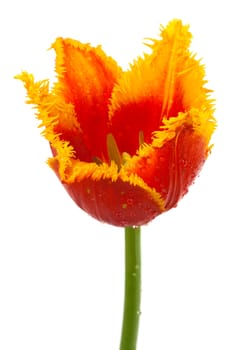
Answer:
[18, 19, 216, 227]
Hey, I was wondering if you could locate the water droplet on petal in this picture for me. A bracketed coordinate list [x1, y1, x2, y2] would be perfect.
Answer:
[159, 156, 166, 162]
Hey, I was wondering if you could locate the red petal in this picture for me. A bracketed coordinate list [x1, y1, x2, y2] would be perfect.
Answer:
[130, 127, 207, 210]
[108, 20, 210, 157]
[109, 97, 163, 156]
[62, 177, 163, 227]
[52, 38, 122, 161]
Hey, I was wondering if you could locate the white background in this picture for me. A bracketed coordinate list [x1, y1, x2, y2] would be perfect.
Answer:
[0, 0, 232, 349]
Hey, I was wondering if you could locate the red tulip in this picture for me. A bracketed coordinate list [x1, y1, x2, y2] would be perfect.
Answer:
[17, 19, 216, 227]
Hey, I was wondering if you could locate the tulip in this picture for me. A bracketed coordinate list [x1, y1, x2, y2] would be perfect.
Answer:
[17, 19, 216, 350]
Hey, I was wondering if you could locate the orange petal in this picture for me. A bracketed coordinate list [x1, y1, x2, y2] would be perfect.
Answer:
[52, 38, 122, 160]
[108, 19, 212, 156]
[16, 71, 93, 162]
[124, 109, 215, 210]
[132, 129, 207, 210]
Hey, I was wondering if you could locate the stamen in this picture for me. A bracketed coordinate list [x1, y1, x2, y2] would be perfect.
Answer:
[122, 152, 131, 165]
[107, 133, 122, 170]
[139, 130, 144, 146]
[92, 156, 103, 165]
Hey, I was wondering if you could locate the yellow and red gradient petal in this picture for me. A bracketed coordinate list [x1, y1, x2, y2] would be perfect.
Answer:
[52, 38, 122, 161]
[126, 126, 208, 210]
[53, 126, 94, 162]
[109, 97, 163, 156]
[108, 20, 210, 156]
[49, 159, 165, 227]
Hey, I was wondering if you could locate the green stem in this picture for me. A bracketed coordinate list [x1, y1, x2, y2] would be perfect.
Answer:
[120, 226, 141, 350]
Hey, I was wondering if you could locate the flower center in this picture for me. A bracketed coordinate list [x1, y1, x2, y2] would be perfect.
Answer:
[92, 131, 144, 169]
[106, 132, 144, 170]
